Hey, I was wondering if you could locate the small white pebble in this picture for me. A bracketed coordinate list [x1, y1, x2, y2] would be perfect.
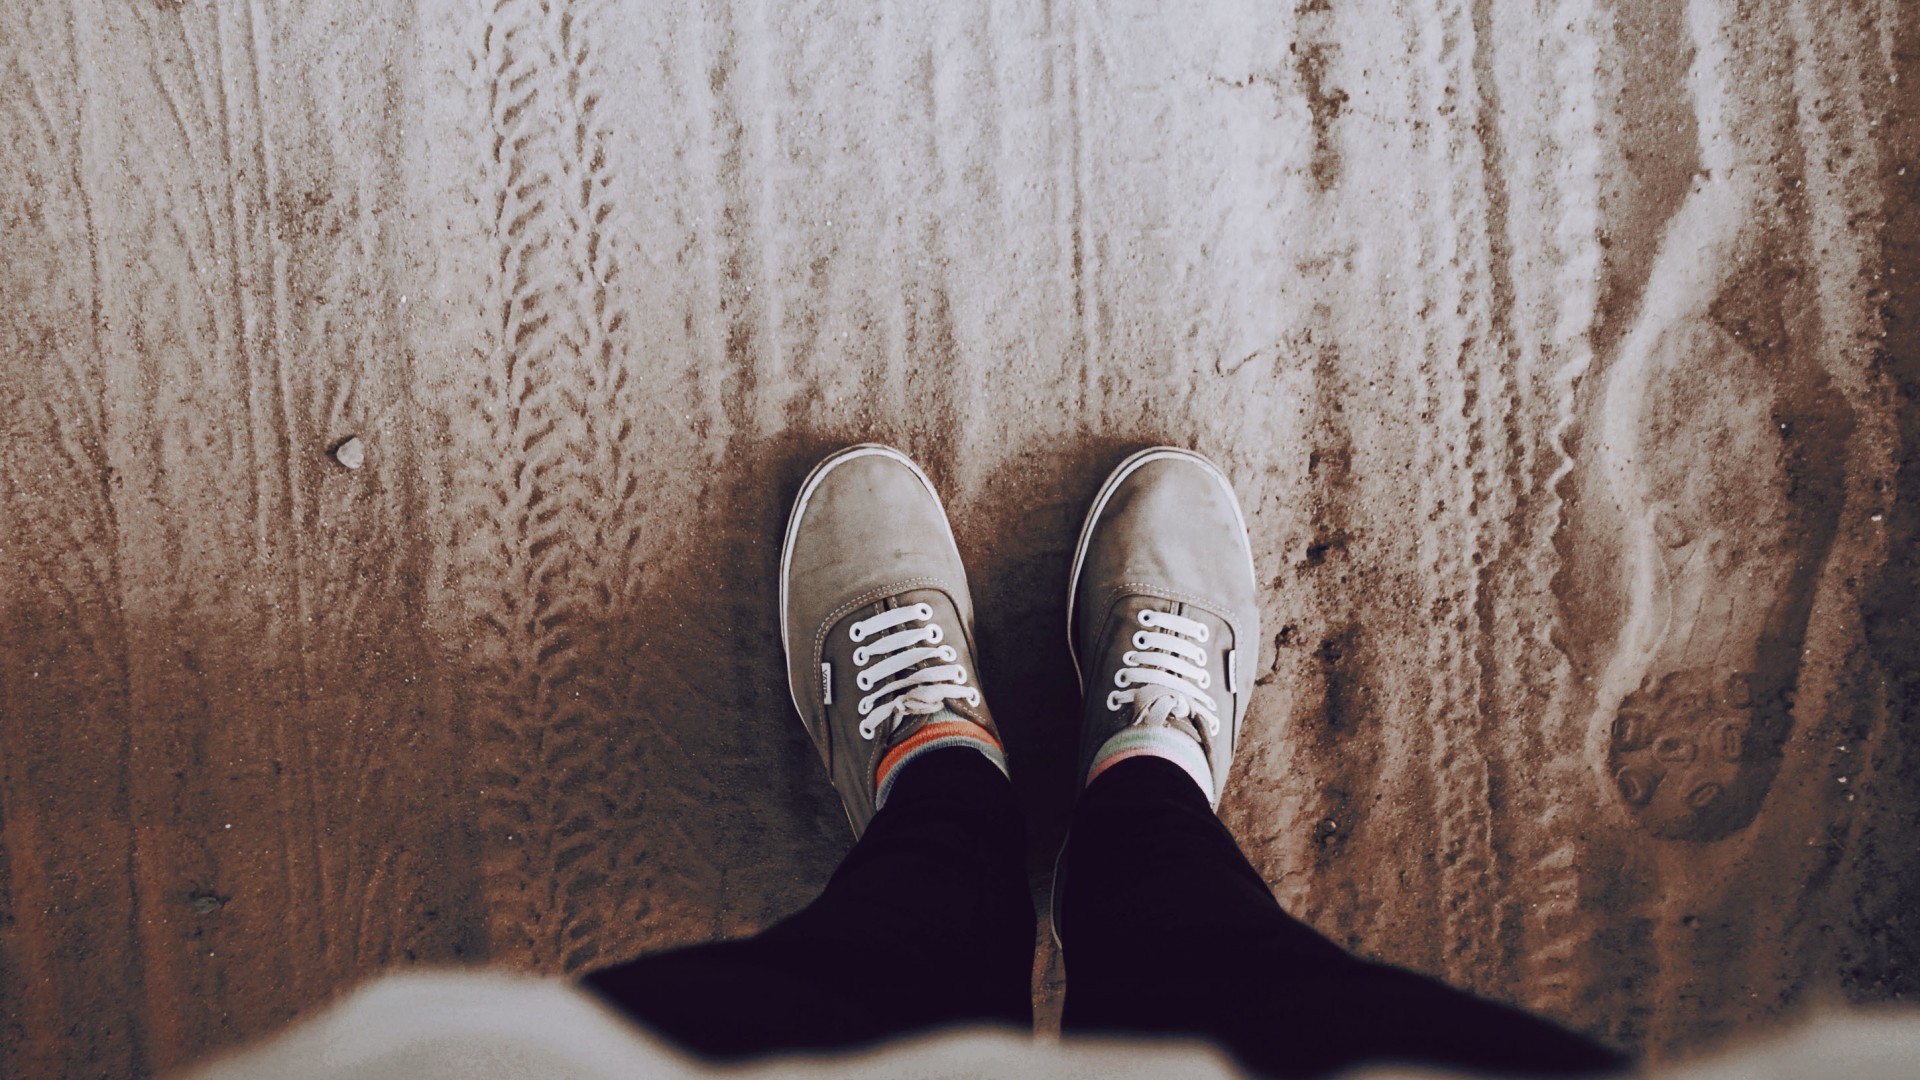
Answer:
[333, 436, 366, 470]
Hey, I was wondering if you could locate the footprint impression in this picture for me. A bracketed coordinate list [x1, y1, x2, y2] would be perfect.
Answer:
[1594, 317, 1830, 841]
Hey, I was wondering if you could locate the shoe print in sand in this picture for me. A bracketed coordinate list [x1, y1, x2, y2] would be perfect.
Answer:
[1591, 318, 1816, 841]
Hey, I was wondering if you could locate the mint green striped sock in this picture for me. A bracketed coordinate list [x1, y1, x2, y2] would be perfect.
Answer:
[1085, 725, 1215, 807]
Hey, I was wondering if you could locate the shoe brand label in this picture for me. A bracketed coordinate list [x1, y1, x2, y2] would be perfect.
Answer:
[820, 663, 833, 705]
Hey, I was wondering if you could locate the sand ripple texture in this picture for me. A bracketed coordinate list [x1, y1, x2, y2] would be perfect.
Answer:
[1, 0, 1916, 1075]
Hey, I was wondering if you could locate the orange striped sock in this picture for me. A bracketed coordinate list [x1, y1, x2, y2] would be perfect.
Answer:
[874, 711, 1008, 808]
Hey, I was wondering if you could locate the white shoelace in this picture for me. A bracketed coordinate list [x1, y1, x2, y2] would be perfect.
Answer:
[849, 603, 981, 740]
[1106, 609, 1221, 737]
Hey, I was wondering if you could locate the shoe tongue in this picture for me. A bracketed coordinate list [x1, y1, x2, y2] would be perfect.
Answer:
[886, 705, 965, 745]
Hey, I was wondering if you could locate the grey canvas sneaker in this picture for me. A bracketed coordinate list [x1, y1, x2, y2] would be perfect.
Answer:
[1068, 447, 1261, 809]
[780, 444, 1006, 838]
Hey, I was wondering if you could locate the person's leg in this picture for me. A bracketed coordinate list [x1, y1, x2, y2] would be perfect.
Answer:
[1058, 448, 1626, 1078]
[585, 445, 1030, 1060]
[585, 746, 1033, 1059]
[1058, 754, 1629, 1079]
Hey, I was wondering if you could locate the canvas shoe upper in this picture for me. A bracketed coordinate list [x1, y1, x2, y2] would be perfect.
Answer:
[780, 444, 1000, 838]
[1067, 447, 1261, 809]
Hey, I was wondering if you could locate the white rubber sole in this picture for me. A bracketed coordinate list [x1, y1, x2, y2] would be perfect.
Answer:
[1064, 446, 1255, 689]
[778, 443, 964, 727]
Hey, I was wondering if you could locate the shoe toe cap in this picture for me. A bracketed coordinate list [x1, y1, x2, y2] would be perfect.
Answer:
[1078, 453, 1256, 613]
[785, 447, 970, 650]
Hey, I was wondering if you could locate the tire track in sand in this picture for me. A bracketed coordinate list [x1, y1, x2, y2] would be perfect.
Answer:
[1537, 0, 1702, 1039]
[1469, 0, 1611, 1022]
[457, 0, 640, 969]
[539, 0, 649, 975]
[1395, 0, 1507, 990]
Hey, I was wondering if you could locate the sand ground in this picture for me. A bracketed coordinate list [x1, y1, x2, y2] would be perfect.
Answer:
[2, 0, 1918, 1076]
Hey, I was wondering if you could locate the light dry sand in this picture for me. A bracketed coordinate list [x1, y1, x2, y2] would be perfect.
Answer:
[2, 0, 1917, 1076]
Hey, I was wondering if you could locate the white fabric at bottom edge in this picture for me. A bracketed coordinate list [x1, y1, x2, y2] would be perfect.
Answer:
[176, 970, 1920, 1080]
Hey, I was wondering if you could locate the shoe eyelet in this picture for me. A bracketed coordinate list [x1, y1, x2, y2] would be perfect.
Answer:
[857, 673, 874, 691]
[1198, 673, 1212, 690]
[853, 646, 870, 665]
[850, 623, 868, 642]
[1133, 630, 1151, 649]
[1195, 625, 1211, 643]
[966, 689, 982, 706]
[1122, 650, 1141, 667]
[1114, 669, 1133, 688]
[914, 603, 933, 621]
[953, 668, 969, 684]
[1106, 690, 1125, 711]
[1136, 609, 1157, 628]
[859, 721, 877, 739]
[925, 624, 944, 644]
[857, 699, 873, 716]
[938, 646, 957, 662]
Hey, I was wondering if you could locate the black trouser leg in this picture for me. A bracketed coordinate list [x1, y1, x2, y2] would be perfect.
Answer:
[1059, 756, 1630, 1079]
[583, 747, 1034, 1060]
